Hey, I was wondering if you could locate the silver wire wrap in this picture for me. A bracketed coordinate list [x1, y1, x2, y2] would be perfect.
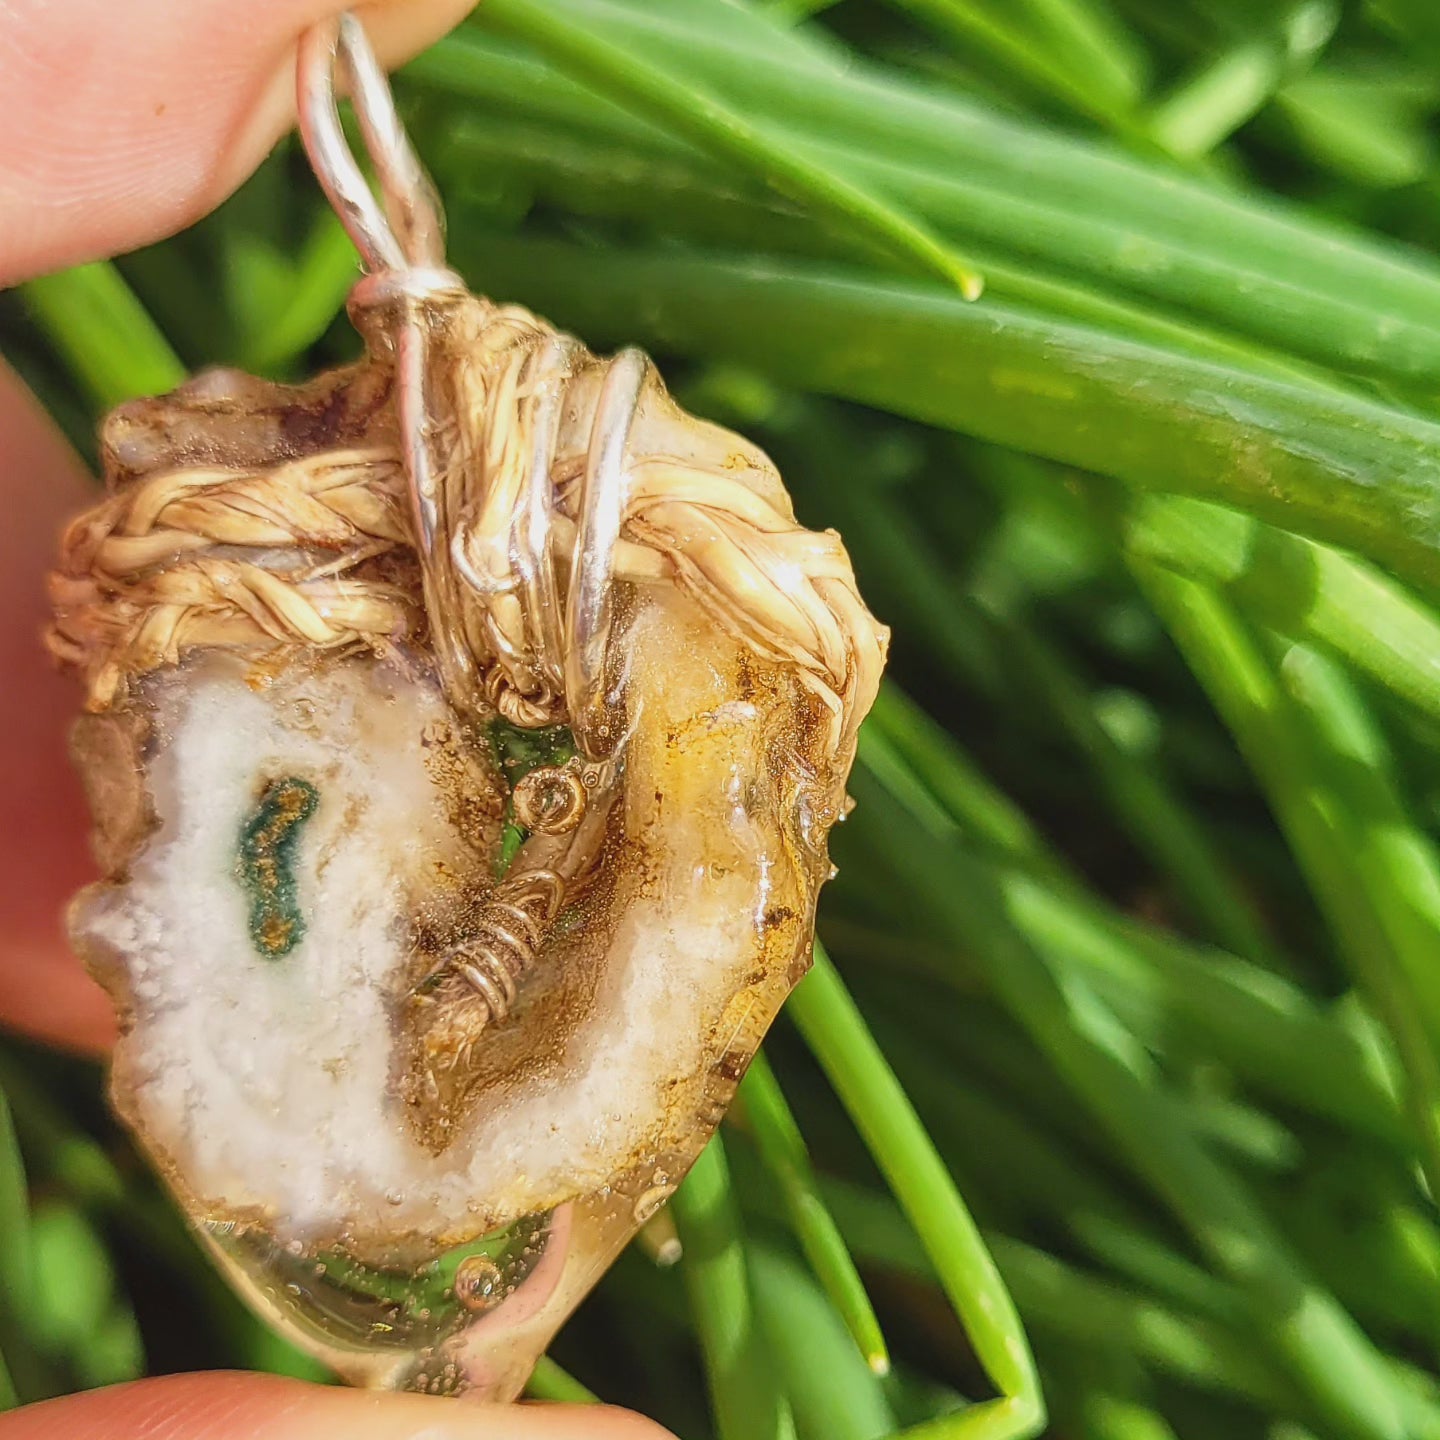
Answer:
[296, 12, 636, 761]
[296, 14, 444, 275]
[47, 12, 886, 1067]
[296, 13, 634, 1040]
[57, 12, 883, 770]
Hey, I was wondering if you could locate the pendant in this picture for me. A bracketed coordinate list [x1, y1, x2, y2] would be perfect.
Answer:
[46, 12, 886, 1400]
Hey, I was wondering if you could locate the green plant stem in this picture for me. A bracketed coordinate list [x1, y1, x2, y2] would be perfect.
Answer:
[822, 456, 1270, 963]
[1147, 2, 1338, 160]
[1083, 1394, 1183, 1440]
[236, 213, 358, 374]
[671, 1136, 795, 1440]
[975, 599, 1272, 962]
[0, 1052, 310, 1383]
[439, 2, 1440, 382]
[848, 760, 1412, 1440]
[22, 263, 187, 409]
[436, 107, 1342, 389]
[736, 1053, 890, 1373]
[1015, 0, 1150, 106]
[871, 0, 1138, 128]
[867, 687, 1058, 880]
[789, 948, 1045, 1440]
[0, 1088, 35, 1407]
[1109, 489, 1440, 731]
[480, 0, 984, 296]
[752, 1173, 1293, 1411]
[526, 1355, 598, 1402]
[1131, 563, 1440, 1205]
[749, 1242, 896, 1440]
[459, 236, 1440, 595]
[855, 719, 1404, 1149]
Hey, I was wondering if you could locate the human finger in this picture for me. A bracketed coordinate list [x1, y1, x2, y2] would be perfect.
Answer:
[0, 361, 114, 1054]
[0, 0, 474, 284]
[0, 1371, 677, 1440]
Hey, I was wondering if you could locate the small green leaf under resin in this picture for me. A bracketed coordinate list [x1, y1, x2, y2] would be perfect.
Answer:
[487, 720, 576, 877]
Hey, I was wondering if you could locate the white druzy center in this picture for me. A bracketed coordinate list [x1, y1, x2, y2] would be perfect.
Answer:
[78, 597, 790, 1250]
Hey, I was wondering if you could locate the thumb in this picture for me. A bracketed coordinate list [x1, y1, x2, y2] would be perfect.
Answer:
[0, 1372, 676, 1440]
[0, 362, 113, 1056]
[0, 0, 475, 284]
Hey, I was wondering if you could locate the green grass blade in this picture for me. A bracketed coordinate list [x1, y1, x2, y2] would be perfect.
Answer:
[236, 212, 358, 374]
[1015, 0, 1151, 106]
[854, 720, 1405, 1148]
[973, 601, 1272, 962]
[868, 686, 1060, 881]
[28, 1200, 144, 1388]
[479, 0, 985, 296]
[818, 1180, 1301, 1412]
[822, 461, 1268, 961]
[1011, 877, 1404, 1147]
[1112, 490, 1440, 731]
[799, 420, 1268, 962]
[461, 235, 1440, 593]
[0, 1089, 31, 1327]
[0, 1088, 33, 1408]
[1281, 644, 1440, 1047]
[737, 1053, 890, 1374]
[1082, 1395, 1181, 1440]
[1368, 0, 1440, 54]
[1275, 65, 1435, 191]
[422, 82, 1351, 389]
[789, 947, 1045, 1439]
[862, 690, 1395, 1137]
[566, 0, 846, 70]
[848, 758, 1411, 1440]
[0, 1053, 333, 1383]
[527, 1355, 598, 1402]
[871, 0, 1138, 126]
[441, 2, 1440, 382]
[1131, 563, 1440, 1203]
[749, 1241, 896, 1440]
[672, 1136, 796, 1440]
[1146, 5, 1337, 159]
[1148, 41, 1288, 158]
[22, 263, 187, 409]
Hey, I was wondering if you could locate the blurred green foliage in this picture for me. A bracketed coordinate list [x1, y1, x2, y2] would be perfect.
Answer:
[12, 0, 1440, 1436]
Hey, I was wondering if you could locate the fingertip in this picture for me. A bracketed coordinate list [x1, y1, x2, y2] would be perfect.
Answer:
[0, 364, 114, 1055]
[525, 1402, 681, 1440]
[0, 1373, 679, 1440]
[205, 0, 477, 233]
[0, 0, 475, 284]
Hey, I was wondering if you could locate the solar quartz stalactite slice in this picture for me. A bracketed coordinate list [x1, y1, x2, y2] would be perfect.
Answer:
[48, 13, 887, 1400]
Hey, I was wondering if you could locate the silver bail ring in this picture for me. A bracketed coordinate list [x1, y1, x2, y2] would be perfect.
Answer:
[295, 12, 446, 275]
[294, 12, 458, 573]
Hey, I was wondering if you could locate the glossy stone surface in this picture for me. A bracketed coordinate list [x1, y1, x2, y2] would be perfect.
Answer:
[53, 309, 884, 1395]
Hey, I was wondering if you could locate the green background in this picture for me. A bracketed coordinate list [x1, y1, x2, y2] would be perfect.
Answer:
[11, 1, 1440, 1437]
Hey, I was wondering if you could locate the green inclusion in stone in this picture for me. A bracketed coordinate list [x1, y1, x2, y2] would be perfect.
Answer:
[486, 720, 575, 879]
[237, 776, 319, 959]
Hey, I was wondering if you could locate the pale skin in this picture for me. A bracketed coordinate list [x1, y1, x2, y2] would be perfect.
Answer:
[0, 3, 673, 1436]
